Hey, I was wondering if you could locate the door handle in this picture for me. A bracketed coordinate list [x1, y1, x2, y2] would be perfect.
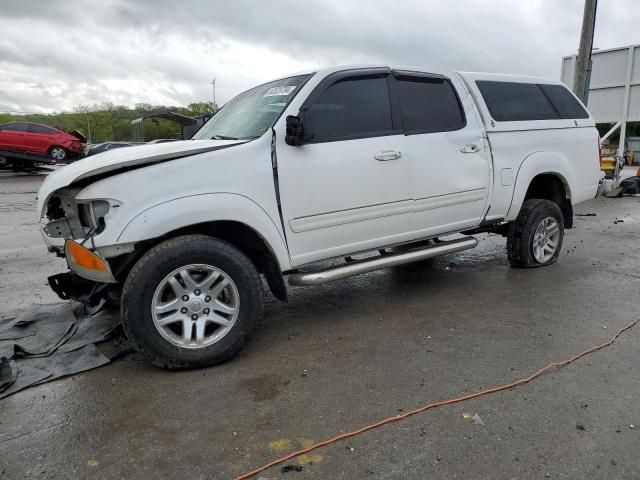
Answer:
[460, 144, 481, 153]
[374, 150, 402, 161]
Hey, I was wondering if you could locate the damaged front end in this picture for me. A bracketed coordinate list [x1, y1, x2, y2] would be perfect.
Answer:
[37, 140, 246, 306]
[41, 188, 131, 306]
[48, 272, 111, 306]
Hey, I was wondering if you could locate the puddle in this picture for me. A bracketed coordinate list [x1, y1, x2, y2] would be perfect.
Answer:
[240, 373, 284, 401]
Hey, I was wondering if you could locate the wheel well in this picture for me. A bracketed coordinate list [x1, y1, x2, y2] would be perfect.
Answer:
[524, 174, 573, 228]
[119, 221, 288, 302]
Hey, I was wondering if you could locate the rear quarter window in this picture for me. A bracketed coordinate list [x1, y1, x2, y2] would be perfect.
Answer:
[539, 84, 589, 119]
[476, 80, 589, 122]
[29, 124, 58, 134]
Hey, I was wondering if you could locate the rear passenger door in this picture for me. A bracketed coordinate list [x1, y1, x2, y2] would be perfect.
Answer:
[26, 124, 58, 154]
[392, 71, 491, 236]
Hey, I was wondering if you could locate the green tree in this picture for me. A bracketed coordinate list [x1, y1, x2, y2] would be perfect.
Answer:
[187, 102, 217, 116]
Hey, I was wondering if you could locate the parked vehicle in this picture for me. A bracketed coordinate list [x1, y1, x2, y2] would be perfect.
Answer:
[0, 122, 85, 161]
[86, 142, 134, 157]
[37, 65, 602, 369]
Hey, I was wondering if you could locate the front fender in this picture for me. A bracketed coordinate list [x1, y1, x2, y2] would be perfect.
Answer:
[116, 193, 291, 270]
[505, 151, 573, 221]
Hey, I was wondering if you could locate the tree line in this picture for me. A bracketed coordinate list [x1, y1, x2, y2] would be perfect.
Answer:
[0, 101, 217, 144]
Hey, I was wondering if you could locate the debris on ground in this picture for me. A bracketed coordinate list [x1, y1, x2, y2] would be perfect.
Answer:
[281, 464, 303, 473]
[471, 413, 485, 426]
[614, 219, 625, 224]
[576, 213, 597, 216]
[0, 303, 122, 399]
[576, 424, 586, 431]
[462, 412, 485, 425]
[620, 176, 640, 195]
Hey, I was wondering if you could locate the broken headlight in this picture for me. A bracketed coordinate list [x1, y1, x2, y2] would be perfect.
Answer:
[78, 200, 110, 232]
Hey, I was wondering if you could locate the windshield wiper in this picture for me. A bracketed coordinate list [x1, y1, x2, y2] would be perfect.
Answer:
[211, 135, 240, 140]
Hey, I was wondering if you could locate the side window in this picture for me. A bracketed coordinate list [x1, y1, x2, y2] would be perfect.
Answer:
[304, 76, 393, 142]
[29, 124, 57, 134]
[395, 76, 465, 133]
[476, 81, 559, 122]
[539, 84, 589, 119]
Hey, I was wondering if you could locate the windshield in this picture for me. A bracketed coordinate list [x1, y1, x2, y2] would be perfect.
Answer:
[192, 74, 312, 140]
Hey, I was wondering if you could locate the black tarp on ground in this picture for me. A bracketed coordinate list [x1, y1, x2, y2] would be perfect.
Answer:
[0, 303, 121, 399]
[620, 176, 640, 195]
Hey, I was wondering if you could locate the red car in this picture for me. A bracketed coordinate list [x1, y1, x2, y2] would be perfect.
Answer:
[0, 122, 85, 161]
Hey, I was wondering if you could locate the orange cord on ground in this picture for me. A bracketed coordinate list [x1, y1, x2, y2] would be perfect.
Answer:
[234, 318, 640, 480]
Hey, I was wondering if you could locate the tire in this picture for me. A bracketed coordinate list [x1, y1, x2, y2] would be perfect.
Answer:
[121, 235, 263, 369]
[507, 199, 564, 268]
[49, 146, 67, 161]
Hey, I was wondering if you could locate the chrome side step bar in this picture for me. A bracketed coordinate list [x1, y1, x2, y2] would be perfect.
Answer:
[288, 236, 478, 286]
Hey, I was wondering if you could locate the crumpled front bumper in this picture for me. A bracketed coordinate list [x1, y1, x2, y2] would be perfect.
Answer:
[48, 272, 108, 306]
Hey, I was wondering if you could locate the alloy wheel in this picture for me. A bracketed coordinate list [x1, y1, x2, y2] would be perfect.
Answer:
[532, 217, 560, 263]
[151, 264, 240, 349]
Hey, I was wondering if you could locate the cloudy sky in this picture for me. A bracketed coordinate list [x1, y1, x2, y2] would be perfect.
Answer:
[1, 0, 638, 113]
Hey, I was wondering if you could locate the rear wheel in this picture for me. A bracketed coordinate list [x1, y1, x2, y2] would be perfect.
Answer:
[122, 235, 263, 369]
[49, 146, 67, 161]
[507, 199, 564, 268]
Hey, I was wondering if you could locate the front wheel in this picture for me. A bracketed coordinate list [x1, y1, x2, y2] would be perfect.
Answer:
[507, 199, 564, 268]
[121, 235, 263, 369]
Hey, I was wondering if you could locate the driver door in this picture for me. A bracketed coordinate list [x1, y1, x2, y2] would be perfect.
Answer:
[276, 70, 412, 266]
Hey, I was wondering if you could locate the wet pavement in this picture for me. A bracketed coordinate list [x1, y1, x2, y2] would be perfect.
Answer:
[1, 173, 639, 479]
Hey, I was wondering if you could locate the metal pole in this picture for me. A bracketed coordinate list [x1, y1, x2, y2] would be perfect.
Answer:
[573, 0, 597, 103]
[211, 78, 216, 110]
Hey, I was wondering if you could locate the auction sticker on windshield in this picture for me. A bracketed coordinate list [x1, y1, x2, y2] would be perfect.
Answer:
[264, 86, 296, 97]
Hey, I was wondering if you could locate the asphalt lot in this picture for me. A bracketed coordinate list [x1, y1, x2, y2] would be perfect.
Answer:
[1, 172, 639, 479]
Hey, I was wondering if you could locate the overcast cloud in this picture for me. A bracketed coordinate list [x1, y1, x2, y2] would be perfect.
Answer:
[1, 0, 638, 113]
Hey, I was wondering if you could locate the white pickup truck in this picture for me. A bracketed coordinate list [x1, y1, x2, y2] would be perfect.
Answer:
[37, 65, 602, 368]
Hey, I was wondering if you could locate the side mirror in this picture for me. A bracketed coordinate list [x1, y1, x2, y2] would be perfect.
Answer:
[285, 115, 304, 146]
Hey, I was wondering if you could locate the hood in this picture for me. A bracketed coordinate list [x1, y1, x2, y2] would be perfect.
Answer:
[37, 139, 245, 216]
[67, 130, 87, 143]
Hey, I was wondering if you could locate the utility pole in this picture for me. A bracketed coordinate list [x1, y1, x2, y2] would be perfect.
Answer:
[210, 78, 216, 111]
[573, 0, 598, 104]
